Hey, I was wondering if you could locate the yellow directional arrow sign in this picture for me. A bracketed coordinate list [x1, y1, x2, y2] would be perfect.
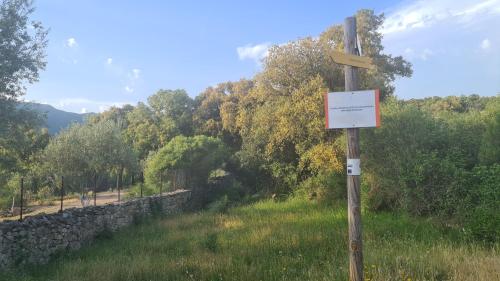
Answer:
[330, 50, 374, 70]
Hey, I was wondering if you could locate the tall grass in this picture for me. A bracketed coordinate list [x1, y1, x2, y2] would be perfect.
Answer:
[2, 198, 498, 281]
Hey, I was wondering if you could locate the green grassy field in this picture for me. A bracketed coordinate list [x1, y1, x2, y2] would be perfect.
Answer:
[2, 198, 499, 281]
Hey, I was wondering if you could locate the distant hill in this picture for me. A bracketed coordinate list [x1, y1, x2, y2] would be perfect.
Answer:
[21, 102, 92, 134]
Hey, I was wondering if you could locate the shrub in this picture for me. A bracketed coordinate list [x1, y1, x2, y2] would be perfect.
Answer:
[127, 183, 157, 198]
[145, 135, 228, 189]
[297, 172, 346, 205]
[461, 165, 500, 243]
[362, 100, 473, 215]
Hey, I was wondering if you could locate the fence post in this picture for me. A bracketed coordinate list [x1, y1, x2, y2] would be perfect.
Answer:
[159, 172, 162, 197]
[117, 174, 120, 202]
[59, 176, 64, 212]
[94, 174, 97, 206]
[19, 177, 24, 221]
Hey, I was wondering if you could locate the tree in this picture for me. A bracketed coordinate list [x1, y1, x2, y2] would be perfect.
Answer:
[222, 10, 412, 193]
[193, 86, 226, 137]
[43, 120, 138, 193]
[0, 102, 47, 206]
[124, 102, 161, 161]
[88, 105, 134, 128]
[0, 0, 48, 205]
[0, 0, 48, 99]
[144, 135, 228, 192]
[148, 89, 194, 139]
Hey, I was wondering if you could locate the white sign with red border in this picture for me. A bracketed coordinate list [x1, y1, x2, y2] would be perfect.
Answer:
[324, 89, 380, 129]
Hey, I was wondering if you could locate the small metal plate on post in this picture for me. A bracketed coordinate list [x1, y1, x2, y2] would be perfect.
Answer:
[347, 159, 361, 176]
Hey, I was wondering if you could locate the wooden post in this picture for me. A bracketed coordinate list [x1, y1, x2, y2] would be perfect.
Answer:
[344, 16, 363, 281]
[19, 177, 24, 221]
[59, 176, 64, 212]
[116, 173, 120, 202]
[94, 174, 97, 206]
[159, 172, 162, 197]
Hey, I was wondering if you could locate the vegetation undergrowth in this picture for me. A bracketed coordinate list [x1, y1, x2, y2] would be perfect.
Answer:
[2, 197, 498, 281]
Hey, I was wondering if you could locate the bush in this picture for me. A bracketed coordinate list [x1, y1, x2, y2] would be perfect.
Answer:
[461, 165, 500, 243]
[144, 135, 229, 209]
[361, 101, 481, 216]
[34, 185, 56, 206]
[296, 172, 346, 205]
[127, 183, 157, 198]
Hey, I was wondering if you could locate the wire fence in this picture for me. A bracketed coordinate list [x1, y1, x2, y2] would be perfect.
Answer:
[2, 172, 169, 222]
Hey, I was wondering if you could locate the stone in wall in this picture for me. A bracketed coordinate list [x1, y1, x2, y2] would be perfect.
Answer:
[0, 189, 191, 269]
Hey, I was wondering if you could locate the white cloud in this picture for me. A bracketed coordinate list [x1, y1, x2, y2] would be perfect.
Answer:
[55, 98, 132, 113]
[381, 0, 500, 34]
[66, 37, 78, 48]
[481, 38, 491, 49]
[237, 43, 270, 63]
[104, 63, 142, 94]
[123, 69, 141, 94]
[124, 86, 134, 93]
[132, 68, 141, 79]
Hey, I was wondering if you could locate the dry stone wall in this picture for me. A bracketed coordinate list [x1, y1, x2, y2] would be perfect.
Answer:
[0, 190, 190, 269]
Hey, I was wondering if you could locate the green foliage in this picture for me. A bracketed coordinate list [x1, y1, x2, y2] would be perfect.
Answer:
[123, 102, 161, 161]
[362, 100, 478, 215]
[461, 165, 500, 243]
[297, 172, 346, 205]
[42, 120, 138, 193]
[230, 10, 412, 194]
[145, 135, 229, 190]
[479, 98, 500, 165]
[193, 87, 225, 137]
[148, 89, 194, 139]
[127, 183, 157, 198]
[362, 96, 500, 242]
[0, 0, 48, 99]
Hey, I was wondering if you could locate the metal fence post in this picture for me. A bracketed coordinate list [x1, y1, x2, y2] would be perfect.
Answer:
[19, 177, 24, 221]
[59, 176, 64, 212]
[159, 172, 162, 197]
[94, 174, 97, 206]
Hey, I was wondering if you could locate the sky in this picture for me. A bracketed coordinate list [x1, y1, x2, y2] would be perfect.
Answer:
[23, 0, 500, 113]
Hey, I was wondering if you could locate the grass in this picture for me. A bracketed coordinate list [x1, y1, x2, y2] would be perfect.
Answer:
[2, 197, 498, 281]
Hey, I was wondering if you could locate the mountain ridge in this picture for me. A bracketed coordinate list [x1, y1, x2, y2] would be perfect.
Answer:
[20, 102, 92, 134]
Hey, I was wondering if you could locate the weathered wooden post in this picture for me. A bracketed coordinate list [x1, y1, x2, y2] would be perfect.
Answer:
[159, 172, 163, 197]
[117, 174, 120, 202]
[59, 176, 64, 212]
[94, 174, 97, 206]
[19, 177, 24, 221]
[326, 15, 379, 281]
[140, 172, 143, 198]
[344, 16, 363, 281]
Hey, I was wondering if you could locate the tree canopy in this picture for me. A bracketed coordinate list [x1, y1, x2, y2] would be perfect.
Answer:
[0, 0, 48, 99]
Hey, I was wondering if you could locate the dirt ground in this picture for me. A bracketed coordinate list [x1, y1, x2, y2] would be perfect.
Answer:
[1, 190, 129, 222]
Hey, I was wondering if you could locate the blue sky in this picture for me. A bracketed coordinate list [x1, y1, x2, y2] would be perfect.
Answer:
[24, 0, 500, 113]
